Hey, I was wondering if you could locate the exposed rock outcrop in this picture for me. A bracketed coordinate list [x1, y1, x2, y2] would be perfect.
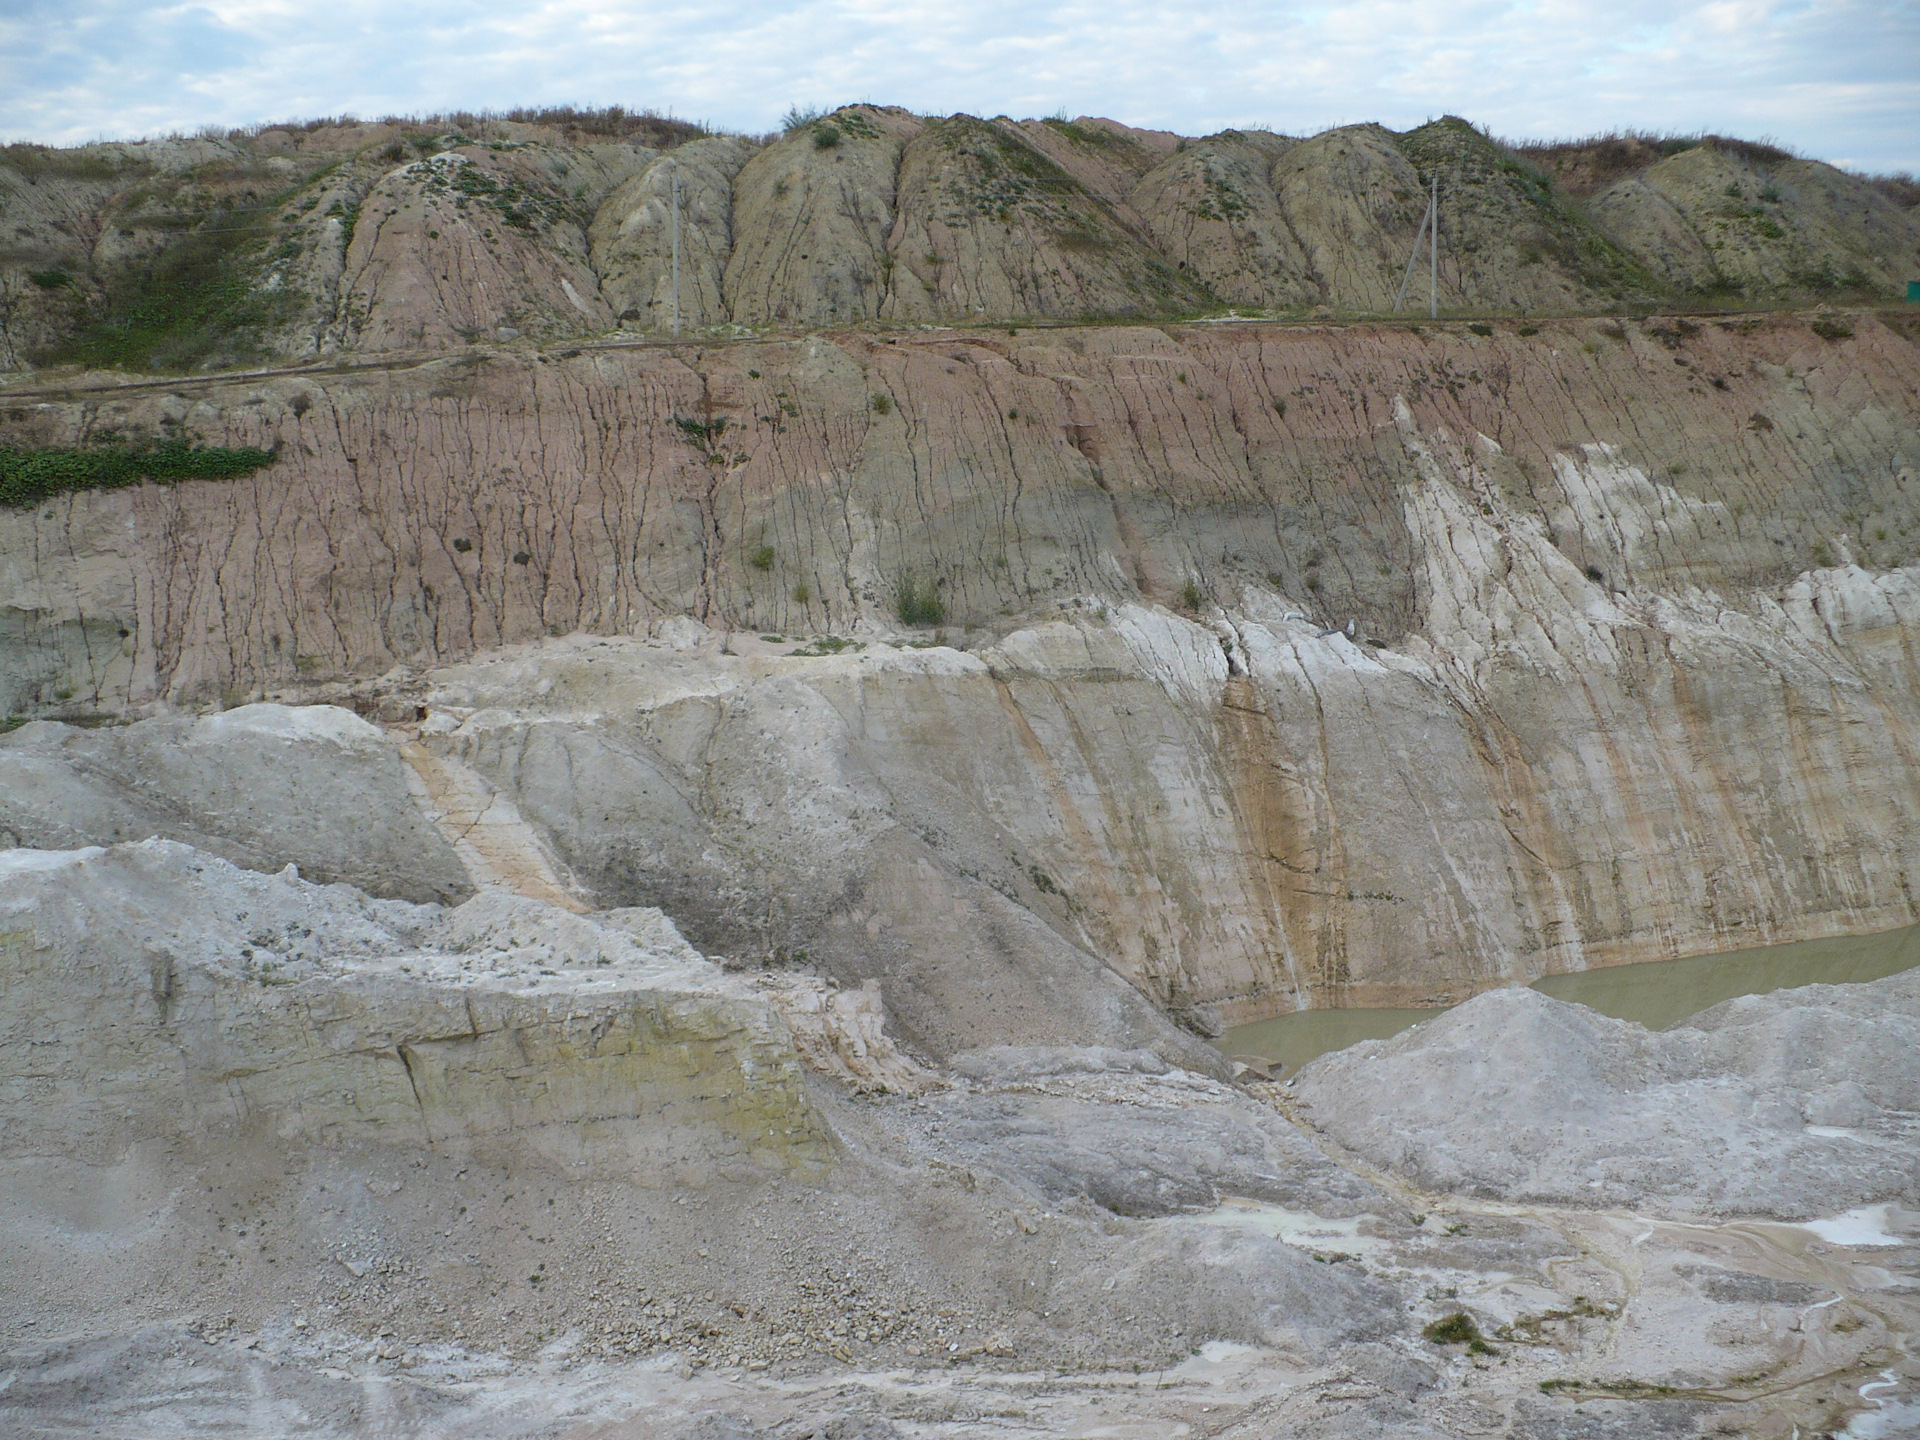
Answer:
[399, 533, 1920, 1028]
[882, 116, 1211, 323]
[419, 637, 1233, 1066]
[1589, 143, 1920, 298]
[8, 110, 1916, 371]
[1131, 131, 1317, 309]
[7, 313, 1916, 1020]
[0, 699, 1911, 1440]
[1589, 177, 1723, 290]
[1266, 125, 1431, 313]
[332, 147, 620, 353]
[1393, 118, 1656, 311]
[1012, 116, 1177, 231]
[18, 102, 1920, 1440]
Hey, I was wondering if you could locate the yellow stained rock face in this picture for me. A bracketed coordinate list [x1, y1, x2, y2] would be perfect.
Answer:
[0, 845, 832, 1181]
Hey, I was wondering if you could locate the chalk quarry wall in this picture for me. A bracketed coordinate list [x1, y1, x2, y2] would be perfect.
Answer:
[4, 312, 1919, 1023]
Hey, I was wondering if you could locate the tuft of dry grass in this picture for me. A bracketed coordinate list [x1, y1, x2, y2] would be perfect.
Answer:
[210, 106, 708, 151]
[1504, 130, 1798, 197]
[1868, 172, 1920, 209]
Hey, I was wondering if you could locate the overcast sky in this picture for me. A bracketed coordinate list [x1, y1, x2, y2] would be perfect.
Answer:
[3, 0, 1915, 174]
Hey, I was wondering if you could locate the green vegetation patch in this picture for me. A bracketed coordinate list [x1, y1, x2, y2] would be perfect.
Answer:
[36, 204, 300, 372]
[936, 115, 1084, 219]
[415, 155, 578, 231]
[1040, 117, 1140, 156]
[1195, 173, 1249, 222]
[895, 569, 947, 627]
[827, 109, 881, 140]
[1498, 1297, 1618, 1347]
[1182, 150, 1252, 223]
[1538, 1376, 1690, 1398]
[0, 441, 278, 509]
[926, 115, 1212, 313]
[1422, 1311, 1497, 1354]
[789, 634, 864, 656]
[1, 143, 148, 183]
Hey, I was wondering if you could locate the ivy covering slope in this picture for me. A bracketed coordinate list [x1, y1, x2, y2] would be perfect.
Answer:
[0, 442, 278, 508]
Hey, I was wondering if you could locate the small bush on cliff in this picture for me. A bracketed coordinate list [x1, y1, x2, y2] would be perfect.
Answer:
[1424, 1312, 1496, 1353]
[896, 570, 946, 627]
[0, 440, 278, 509]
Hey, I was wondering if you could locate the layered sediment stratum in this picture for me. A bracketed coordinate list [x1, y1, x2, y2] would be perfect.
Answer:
[6, 313, 1919, 1025]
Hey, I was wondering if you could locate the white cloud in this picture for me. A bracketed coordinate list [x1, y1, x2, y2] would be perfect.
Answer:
[2, 0, 1915, 173]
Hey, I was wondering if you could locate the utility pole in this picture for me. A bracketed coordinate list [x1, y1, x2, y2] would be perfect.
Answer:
[669, 160, 682, 338]
[1394, 182, 1432, 313]
[1394, 170, 1443, 316]
[1429, 170, 1439, 319]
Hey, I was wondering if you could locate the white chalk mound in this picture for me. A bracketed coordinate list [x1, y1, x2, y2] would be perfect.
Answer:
[1291, 973, 1920, 1218]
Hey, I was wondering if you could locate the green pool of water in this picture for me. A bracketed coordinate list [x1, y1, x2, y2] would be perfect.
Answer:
[1219, 1006, 1437, 1078]
[1221, 922, 1920, 1076]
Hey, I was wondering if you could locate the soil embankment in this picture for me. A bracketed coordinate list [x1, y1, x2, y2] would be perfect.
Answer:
[5, 111, 1916, 366]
